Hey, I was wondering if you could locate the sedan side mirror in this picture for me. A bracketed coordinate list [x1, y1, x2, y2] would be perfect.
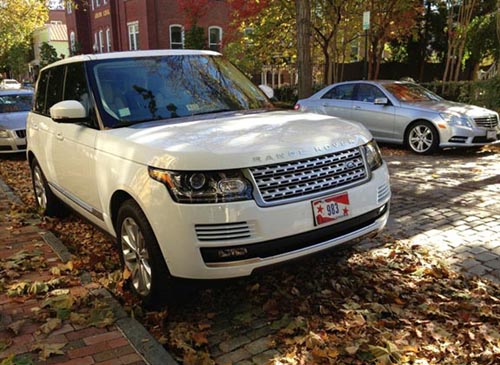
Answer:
[374, 97, 389, 105]
[50, 100, 89, 124]
[259, 84, 274, 99]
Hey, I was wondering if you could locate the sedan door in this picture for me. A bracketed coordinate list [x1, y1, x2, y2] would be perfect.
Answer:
[351, 83, 397, 141]
[316, 84, 354, 120]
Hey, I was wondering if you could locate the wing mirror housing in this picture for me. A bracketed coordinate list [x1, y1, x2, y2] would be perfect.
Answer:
[374, 97, 389, 105]
[50, 100, 89, 124]
[259, 84, 274, 99]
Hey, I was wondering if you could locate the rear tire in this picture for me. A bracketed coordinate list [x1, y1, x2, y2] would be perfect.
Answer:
[405, 121, 439, 155]
[30, 159, 67, 217]
[116, 199, 170, 307]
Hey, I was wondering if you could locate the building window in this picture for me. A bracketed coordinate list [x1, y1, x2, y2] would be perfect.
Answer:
[94, 32, 98, 53]
[169, 25, 184, 49]
[99, 30, 104, 53]
[70, 31, 76, 54]
[96, 0, 101, 7]
[50, 20, 62, 25]
[208, 26, 222, 51]
[67, 1, 72, 14]
[91, 0, 94, 11]
[106, 28, 111, 52]
[128, 21, 139, 51]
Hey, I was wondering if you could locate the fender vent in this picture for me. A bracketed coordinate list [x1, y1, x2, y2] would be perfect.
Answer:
[195, 222, 252, 241]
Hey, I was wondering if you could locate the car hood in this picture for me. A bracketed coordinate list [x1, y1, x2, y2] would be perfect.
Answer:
[99, 110, 372, 170]
[401, 100, 496, 118]
[0, 112, 28, 130]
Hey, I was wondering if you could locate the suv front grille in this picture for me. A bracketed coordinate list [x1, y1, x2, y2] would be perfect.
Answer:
[249, 147, 367, 205]
[474, 116, 498, 129]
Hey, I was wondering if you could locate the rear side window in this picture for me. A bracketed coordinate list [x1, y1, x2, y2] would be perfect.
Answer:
[45, 66, 65, 113]
[34, 71, 49, 113]
[322, 84, 354, 100]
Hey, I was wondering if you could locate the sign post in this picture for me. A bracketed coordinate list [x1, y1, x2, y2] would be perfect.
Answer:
[363, 11, 370, 80]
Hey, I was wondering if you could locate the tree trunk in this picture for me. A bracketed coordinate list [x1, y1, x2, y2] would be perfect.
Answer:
[295, 0, 312, 98]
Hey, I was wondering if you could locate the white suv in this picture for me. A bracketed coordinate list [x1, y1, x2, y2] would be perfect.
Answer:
[27, 50, 391, 304]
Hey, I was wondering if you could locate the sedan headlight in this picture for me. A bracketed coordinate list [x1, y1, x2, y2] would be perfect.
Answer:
[363, 140, 383, 171]
[439, 113, 473, 128]
[148, 167, 253, 203]
[0, 129, 10, 138]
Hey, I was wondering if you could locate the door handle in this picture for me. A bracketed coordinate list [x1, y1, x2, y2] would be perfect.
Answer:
[353, 105, 361, 110]
[322, 103, 328, 107]
[56, 132, 64, 141]
[31, 123, 39, 130]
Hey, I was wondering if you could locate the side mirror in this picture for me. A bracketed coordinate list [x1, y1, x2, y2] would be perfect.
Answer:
[259, 84, 274, 99]
[50, 100, 88, 123]
[374, 97, 389, 105]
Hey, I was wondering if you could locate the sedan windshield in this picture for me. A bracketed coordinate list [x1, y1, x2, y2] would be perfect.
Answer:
[382, 83, 442, 102]
[89, 55, 273, 128]
[0, 94, 33, 113]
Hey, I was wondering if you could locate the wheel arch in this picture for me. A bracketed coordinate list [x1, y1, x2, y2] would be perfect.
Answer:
[403, 118, 440, 145]
[110, 190, 136, 232]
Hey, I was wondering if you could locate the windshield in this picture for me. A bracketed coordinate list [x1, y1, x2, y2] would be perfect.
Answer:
[383, 83, 442, 102]
[0, 93, 33, 113]
[89, 55, 272, 128]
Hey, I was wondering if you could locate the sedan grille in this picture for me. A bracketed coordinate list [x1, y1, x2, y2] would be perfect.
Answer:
[249, 147, 367, 205]
[474, 116, 498, 129]
[15, 130, 26, 138]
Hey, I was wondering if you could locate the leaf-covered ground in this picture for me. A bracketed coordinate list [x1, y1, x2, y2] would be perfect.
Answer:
[1, 150, 499, 365]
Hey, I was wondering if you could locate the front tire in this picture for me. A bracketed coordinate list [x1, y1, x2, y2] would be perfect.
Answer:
[405, 121, 439, 155]
[31, 159, 67, 217]
[116, 200, 170, 307]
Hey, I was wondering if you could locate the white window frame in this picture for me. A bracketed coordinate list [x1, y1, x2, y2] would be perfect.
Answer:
[70, 31, 76, 53]
[106, 28, 111, 52]
[98, 30, 104, 53]
[96, 0, 100, 7]
[127, 21, 139, 51]
[208, 26, 223, 51]
[169, 24, 184, 49]
[67, 0, 72, 14]
[91, 0, 94, 11]
[94, 32, 98, 53]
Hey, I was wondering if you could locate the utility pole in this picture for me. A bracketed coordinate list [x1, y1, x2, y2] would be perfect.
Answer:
[363, 11, 370, 80]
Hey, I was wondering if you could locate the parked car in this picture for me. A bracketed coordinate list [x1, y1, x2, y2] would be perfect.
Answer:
[0, 79, 22, 90]
[0, 89, 33, 153]
[27, 50, 391, 305]
[294, 80, 500, 154]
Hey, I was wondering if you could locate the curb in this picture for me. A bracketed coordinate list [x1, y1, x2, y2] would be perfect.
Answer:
[0, 176, 178, 365]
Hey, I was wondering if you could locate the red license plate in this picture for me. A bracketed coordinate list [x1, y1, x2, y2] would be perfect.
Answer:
[312, 192, 350, 226]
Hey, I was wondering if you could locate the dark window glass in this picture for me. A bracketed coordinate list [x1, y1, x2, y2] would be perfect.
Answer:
[34, 71, 50, 113]
[321, 84, 354, 100]
[383, 82, 442, 102]
[170, 26, 183, 49]
[355, 84, 385, 103]
[45, 66, 65, 112]
[64, 62, 90, 114]
[0, 93, 33, 113]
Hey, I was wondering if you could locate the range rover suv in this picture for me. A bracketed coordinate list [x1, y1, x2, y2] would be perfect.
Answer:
[27, 50, 391, 304]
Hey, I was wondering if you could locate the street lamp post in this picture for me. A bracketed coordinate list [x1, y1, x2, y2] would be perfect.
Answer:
[363, 11, 370, 80]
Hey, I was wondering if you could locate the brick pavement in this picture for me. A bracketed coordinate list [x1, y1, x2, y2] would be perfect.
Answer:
[0, 182, 174, 365]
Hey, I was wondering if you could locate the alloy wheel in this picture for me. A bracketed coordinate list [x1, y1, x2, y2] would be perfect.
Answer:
[408, 125, 433, 153]
[33, 165, 47, 210]
[120, 217, 152, 297]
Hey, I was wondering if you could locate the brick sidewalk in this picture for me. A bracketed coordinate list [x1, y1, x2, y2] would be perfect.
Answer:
[0, 182, 174, 365]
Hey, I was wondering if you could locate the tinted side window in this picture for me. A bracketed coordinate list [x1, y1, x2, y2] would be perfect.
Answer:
[34, 71, 50, 113]
[355, 84, 385, 103]
[321, 84, 354, 100]
[64, 62, 90, 113]
[45, 66, 65, 114]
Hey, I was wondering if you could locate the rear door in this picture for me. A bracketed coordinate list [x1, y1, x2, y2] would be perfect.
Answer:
[317, 83, 354, 120]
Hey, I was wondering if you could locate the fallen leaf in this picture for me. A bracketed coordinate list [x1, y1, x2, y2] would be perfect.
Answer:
[31, 343, 65, 360]
[8, 320, 25, 335]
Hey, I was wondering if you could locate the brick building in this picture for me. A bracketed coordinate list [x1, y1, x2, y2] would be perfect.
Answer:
[65, 0, 230, 55]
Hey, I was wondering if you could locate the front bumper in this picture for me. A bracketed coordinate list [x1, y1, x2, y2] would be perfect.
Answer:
[145, 163, 391, 279]
[439, 125, 500, 148]
[0, 130, 26, 153]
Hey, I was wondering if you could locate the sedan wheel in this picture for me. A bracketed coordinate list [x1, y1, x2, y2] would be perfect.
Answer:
[406, 122, 439, 155]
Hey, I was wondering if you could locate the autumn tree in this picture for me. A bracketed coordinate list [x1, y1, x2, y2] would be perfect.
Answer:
[177, 0, 209, 49]
[295, 0, 312, 98]
[0, 0, 47, 59]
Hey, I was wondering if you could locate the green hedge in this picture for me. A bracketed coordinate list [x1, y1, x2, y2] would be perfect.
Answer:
[274, 79, 500, 112]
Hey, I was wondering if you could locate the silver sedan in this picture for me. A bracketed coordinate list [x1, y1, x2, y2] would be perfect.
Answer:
[295, 80, 500, 154]
[0, 89, 33, 153]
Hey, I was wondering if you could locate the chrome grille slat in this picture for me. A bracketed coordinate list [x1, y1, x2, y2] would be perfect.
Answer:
[15, 129, 26, 138]
[250, 147, 368, 204]
[474, 116, 498, 129]
[195, 222, 253, 241]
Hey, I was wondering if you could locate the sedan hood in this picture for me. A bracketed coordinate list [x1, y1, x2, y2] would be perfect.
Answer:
[401, 100, 496, 118]
[0, 112, 28, 130]
[99, 110, 372, 170]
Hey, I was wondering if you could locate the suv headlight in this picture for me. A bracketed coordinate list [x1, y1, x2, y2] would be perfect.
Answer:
[439, 113, 473, 128]
[148, 167, 253, 203]
[363, 140, 383, 171]
[0, 129, 10, 138]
